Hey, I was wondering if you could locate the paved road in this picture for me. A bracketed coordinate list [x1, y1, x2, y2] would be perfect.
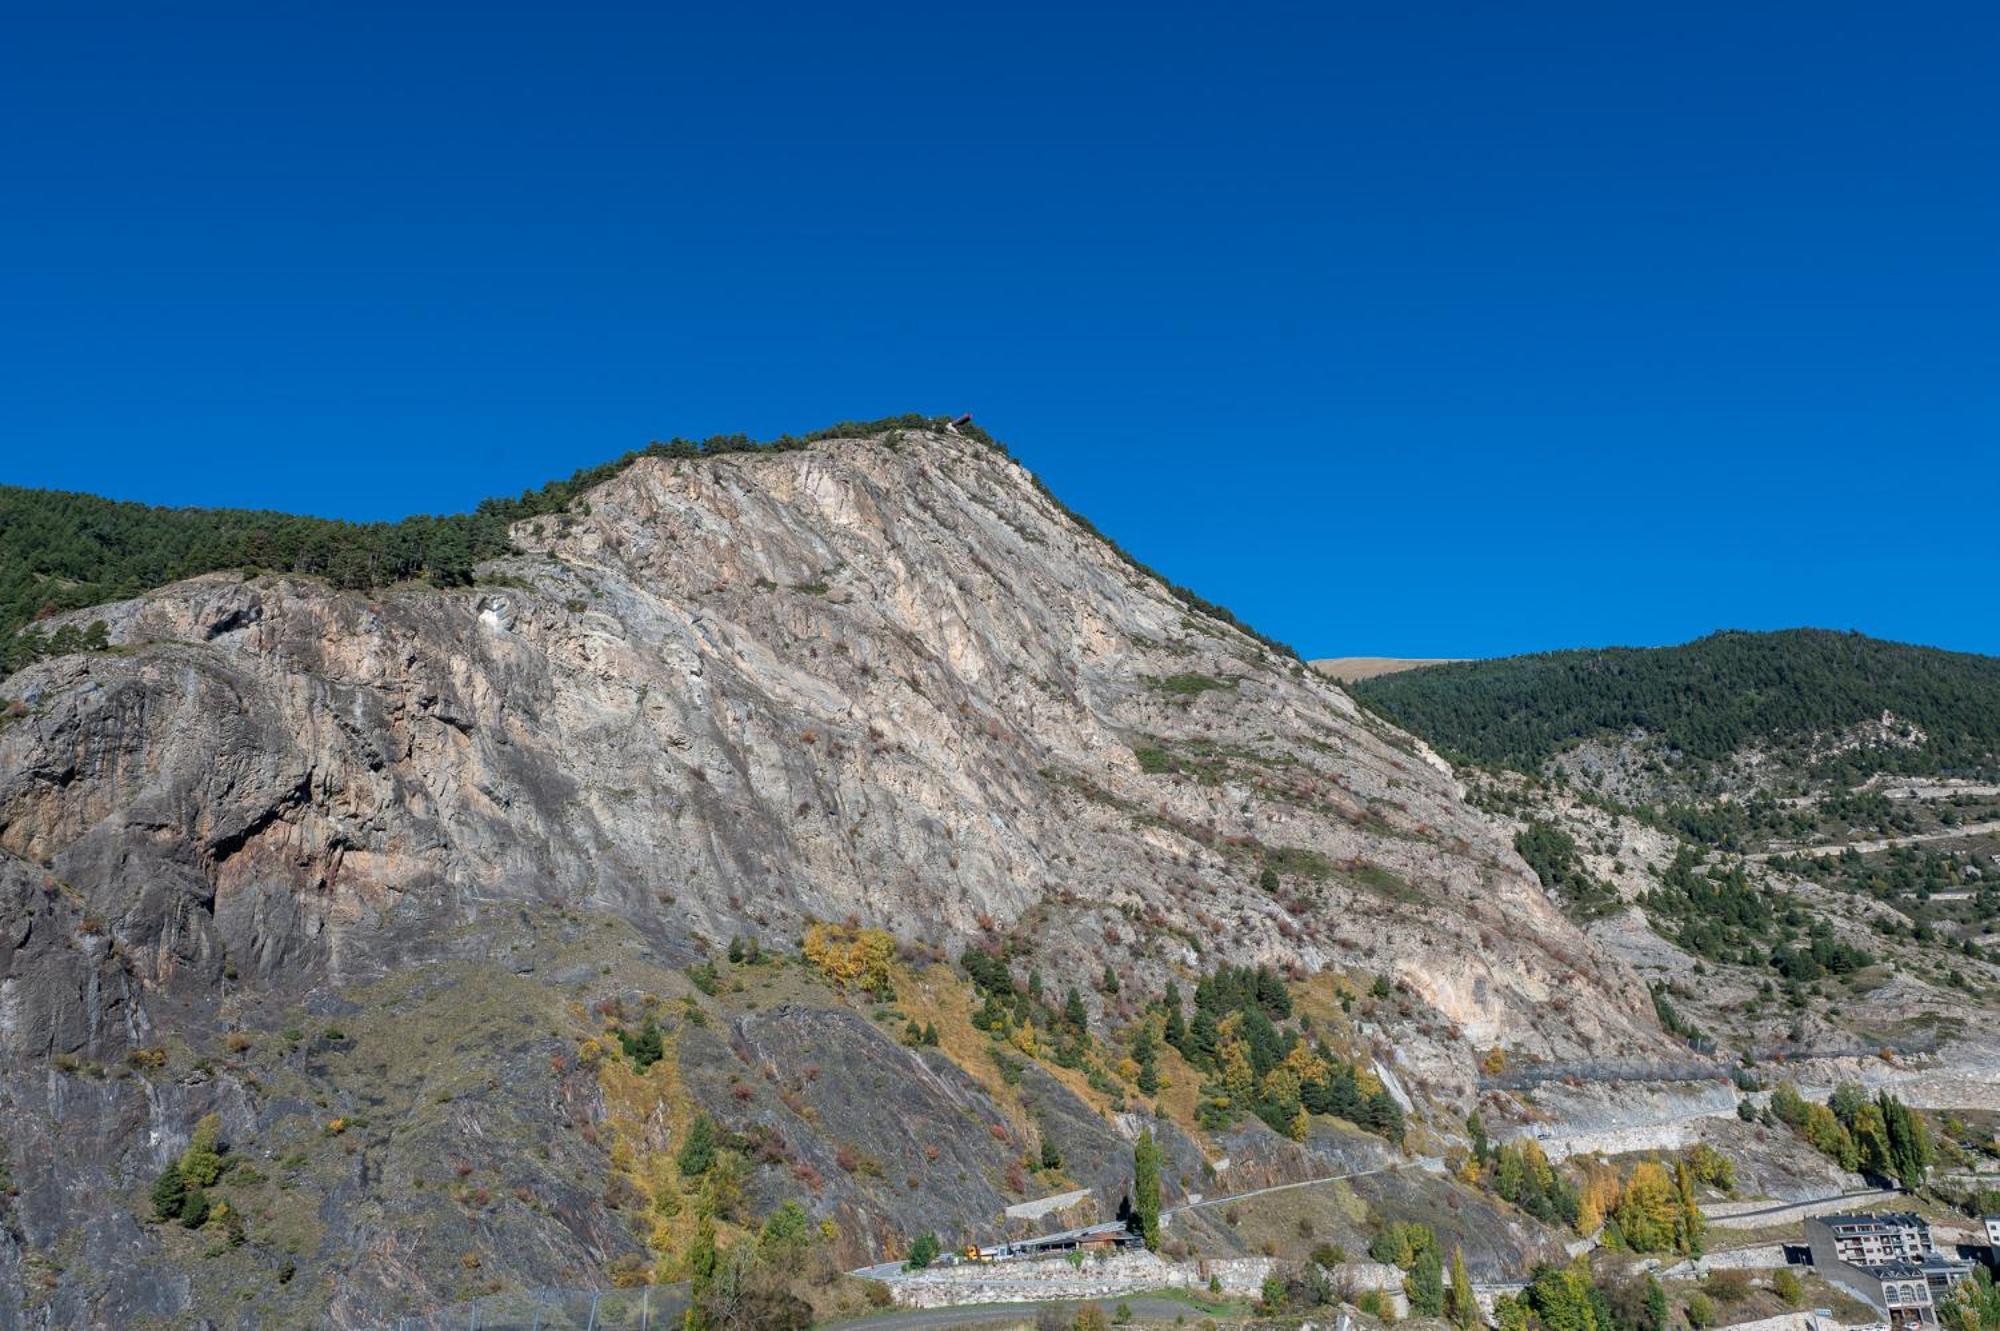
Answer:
[1704, 1188, 1900, 1221]
[823, 1295, 1221, 1329]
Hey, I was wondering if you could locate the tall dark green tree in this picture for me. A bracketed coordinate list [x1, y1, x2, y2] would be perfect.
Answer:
[1132, 1129, 1162, 1252]
[1409, 1243, 1446, 1316]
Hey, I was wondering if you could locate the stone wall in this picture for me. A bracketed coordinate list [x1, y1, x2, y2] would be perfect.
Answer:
[880, 1251, 1409, 1312]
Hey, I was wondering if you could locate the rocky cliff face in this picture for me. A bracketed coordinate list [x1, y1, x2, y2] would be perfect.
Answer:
[2, 431, 1650, 1056]
[0, 429, 1661, 1325]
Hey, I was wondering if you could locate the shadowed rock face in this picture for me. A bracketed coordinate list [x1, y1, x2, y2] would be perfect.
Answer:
[0, 429, 1667, 1324]
[0, 431, 1655, 1068]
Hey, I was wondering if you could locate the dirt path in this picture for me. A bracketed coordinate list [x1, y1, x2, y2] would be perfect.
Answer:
[1165, 1157, 1444, 1219]
[1751, 819, 2000, 861]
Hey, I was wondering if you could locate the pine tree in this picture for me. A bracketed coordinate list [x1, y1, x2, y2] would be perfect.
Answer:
[1063, 986, 1088, 1032]
[150, 1162, 187, 1222]
[1101, 965, 1119, 995]
[1188, 1008, 1219, 1066]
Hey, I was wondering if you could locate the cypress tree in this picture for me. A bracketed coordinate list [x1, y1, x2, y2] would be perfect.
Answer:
[1449, 1247, 1478, 1329]
[1133, 1129, 1162, 1252]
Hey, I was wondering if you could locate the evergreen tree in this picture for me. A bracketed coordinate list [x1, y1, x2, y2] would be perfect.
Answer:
[1409, 1242, 1446, 1317]
[1133, 1129, 1162, 1252]
[1880, 1092, 1932, 1189]
[1187, 1008, 1219, 1066]
[685, 1209, 718, 1331]
[1100, 965, 1119, 995]
[1163, 991, 1187, 1052]
[1643, 1275, 1669, 1331]
[150, 1162, 187, 1222]
[677, 1114, 718, 1178]
[1063, 986, 1088, 1032]
[1449, 1247, 1478, 1329]
[179, 1185, 210, 1229]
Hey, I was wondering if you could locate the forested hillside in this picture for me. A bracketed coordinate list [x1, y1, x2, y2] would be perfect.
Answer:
[1352, 630, 2000, 779]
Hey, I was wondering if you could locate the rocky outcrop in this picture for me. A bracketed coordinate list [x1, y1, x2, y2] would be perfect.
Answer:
[0, 428, 1670, 1325]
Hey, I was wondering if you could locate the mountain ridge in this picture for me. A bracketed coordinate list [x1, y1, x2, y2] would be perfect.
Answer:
[1351, 628, 2000, 781]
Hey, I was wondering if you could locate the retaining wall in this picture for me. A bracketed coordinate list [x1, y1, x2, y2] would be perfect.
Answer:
[880, 1251, 1407, 1313]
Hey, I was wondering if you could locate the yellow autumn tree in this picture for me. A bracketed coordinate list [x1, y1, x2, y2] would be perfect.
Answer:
[801, 922, 895, 993]
[1614, 1161, 1679, 1252]
[1576, 1158, 1622, 1235]
[1218, 1038, 1257, 1104]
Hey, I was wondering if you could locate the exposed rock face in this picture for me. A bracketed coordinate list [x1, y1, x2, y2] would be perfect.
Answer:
[0, 429, 1668, 1325]
[1, 432, 1652, 1063]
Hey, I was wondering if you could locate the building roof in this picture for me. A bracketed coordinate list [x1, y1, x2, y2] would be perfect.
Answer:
[1861, 1261, 1929, 1280]
[1823, 1213, 1930, 1233]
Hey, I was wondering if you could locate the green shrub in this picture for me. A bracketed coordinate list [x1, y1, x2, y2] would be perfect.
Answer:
[676, 1114, 717, 1178]
[904, 1232, 939, 1270]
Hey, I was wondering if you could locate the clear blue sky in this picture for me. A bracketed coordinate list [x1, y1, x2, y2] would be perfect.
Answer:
[5, 3, 1995, 659]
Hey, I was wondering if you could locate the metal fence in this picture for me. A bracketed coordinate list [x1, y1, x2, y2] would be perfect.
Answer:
[357, 1285, 690, 1331]
[1477, 1034, 1944, 1091]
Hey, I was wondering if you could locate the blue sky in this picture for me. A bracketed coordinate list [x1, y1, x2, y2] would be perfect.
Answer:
[4, 3, 1995, 658]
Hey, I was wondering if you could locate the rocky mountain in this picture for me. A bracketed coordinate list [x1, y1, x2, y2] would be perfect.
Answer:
[0, 426, 1676, 1326]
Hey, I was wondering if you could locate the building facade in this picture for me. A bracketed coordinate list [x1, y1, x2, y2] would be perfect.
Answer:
[1806, 1214, 1968, 1329]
